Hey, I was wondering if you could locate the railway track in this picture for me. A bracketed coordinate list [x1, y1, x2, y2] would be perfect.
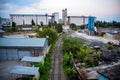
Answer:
[50, 35, 63, 80]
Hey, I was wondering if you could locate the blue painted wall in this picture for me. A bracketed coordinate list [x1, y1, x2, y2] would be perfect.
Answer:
[88, 16, 95, 31]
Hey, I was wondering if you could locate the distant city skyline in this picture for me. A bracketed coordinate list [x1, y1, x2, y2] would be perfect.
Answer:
[0, 0, 120, 22]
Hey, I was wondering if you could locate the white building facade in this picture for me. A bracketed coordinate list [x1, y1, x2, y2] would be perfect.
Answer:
[68, 16, 89, 26]
[10, 14, 53, 26]
[62, 8, 96, 26]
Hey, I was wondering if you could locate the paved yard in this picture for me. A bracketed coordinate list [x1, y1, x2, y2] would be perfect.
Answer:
[0, 60, 26, 80]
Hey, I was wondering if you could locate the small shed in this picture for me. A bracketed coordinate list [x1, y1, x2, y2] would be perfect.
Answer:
[21, 56, 44, 64]
[10, 65, 39, 80]
[0, 38, 48, 60]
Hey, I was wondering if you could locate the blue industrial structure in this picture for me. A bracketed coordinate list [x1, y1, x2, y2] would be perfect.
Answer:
[88, 16, 95, 31]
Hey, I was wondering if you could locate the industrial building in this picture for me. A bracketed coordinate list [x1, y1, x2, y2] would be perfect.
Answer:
[0, 38, 49, 60]
[62, 8, 96, 26]
[68, 16, 89, 26]
[10, 13, 60, 27]
[10, 14, 54, 26]
[0, 17, 11, 29]
[52, 12, 59, 23]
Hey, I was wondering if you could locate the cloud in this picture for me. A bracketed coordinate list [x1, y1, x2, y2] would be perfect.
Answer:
[0, 3, 23, 12]
[0, 0, 120, 21]
[16, 7, 47, 14]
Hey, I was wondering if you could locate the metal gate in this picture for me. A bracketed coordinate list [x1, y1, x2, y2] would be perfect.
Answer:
[0, 49, 7, 60]
[18, 51, 30, 59]
[7, 49, 18, 60]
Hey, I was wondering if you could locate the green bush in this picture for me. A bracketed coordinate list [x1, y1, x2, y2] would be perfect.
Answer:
[34, 41, 56, 80]
[95, 51, 101, 59]
[63, 53, 77, 80]
[34, 62, 44, 75]
[83, 57, 94, 67]
[62, 36, 84, 80]
[76, 46, 93, 60]
[107, 45, 114, 50]
[55, 24, 63, 33]
[64, 67, 77, 80]
[63, 53, 70, 66]
[63, 53, 74, 68]
[76, 51, 85, 60]
[32, 25, 39, 32]
[62, 36, 83, 57]
[80, 25, 85, 29]
[34, 56, 51, 80]
[70, 23, 78, 31]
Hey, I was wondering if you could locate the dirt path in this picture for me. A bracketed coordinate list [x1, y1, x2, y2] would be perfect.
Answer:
[49, 34, 66, 80]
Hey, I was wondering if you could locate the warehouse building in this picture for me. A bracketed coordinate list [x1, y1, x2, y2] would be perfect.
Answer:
[10, 14, 53, 26]
[62, 8, 96, 26]
[67, 16, 96, 26]
[0, 38, 48, 60]
[10, 13, 61, 29]
[0, 17, 11, 29]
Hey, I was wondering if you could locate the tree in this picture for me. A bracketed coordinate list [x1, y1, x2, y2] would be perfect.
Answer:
[112, 21, 117, 26]
[70, 23, 77, 31]
[11, 22, 17, 32]
[80, 25, 85, 29]
[48, 22, 52, 28]
[12, 22, 16, 28]
[37, 28, 58, 45]
[40, 22, 43, 27]
[53, 21, 57, 27]
[95, 20, 120, 27]
[55, 24, 63, 33]
[31, 19, 35, 26]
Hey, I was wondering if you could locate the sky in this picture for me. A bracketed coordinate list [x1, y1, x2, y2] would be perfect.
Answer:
[0, 0, 120, 22]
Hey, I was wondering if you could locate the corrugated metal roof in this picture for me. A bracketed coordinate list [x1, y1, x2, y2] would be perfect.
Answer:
[0, 38, 47, 47]
[10, 65, 39, 76]
[21, 56, 43, 62]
